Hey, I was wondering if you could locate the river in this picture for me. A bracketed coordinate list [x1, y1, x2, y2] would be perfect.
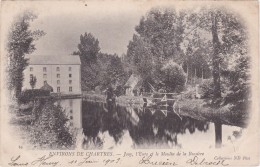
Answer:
[57, 98, 243, 150]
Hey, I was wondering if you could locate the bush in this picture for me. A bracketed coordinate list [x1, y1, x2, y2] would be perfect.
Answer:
[199, 79, 214, 99]
[29, 100, 75, 149]
[159, 61, 186, 92]
[18, 89, 50, 104]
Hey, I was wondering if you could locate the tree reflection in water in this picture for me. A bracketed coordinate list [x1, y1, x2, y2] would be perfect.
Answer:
[81, 101, 209, 149]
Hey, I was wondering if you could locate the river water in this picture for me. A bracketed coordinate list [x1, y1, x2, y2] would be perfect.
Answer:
[58, 98, 244, 150]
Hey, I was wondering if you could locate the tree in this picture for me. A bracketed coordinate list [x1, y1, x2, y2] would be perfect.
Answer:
[184, 7, 248, 104]
[181, 29, 212, 85]
[209, 10, 247, 104]
[125, 8, 186, 91]
[74, 33, 127, 91]
[7, 10, 45, 98]
[210, 11, 222, 100]
[73, 33, 101, 91]
[223, 55, 250, 113]
[103, 55, 127, 89]
[29, 75, 37, 89]
[131, 7, 185, 61]
[74, 33, 100, 64]
[126, 35, 154, 90]
[135, 8, 185, 63]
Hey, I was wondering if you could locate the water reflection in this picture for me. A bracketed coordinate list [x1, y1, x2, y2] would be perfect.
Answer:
[56, 99, 243, 149]
[56, 98, 82, 128]
[81, 100, 211, 149]
[215, 122, 222, 148]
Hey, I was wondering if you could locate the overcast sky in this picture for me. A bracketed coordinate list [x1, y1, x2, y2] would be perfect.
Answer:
[24, 1, 151, 56]
[3, 1, 248, 57]
[1, 1, 185, 58]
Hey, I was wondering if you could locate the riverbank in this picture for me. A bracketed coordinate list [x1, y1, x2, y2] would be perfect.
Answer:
[8, 93, 247, 150]
[175, 99, 248, 128]
[82, 92, 144, 106]
[9, 99, 76, 149]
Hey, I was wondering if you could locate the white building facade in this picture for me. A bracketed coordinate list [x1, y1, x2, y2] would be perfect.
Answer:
[23, 55, 81, 94]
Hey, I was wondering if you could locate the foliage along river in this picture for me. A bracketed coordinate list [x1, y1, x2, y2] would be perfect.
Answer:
[57, 98, 244, 150]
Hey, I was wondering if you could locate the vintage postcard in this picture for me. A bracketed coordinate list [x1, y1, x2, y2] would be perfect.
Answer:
[0, 0, 259, 166]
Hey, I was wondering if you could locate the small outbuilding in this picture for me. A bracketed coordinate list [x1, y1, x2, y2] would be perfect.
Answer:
[124, 74, 143, 96]
[40, 82, 53, 92]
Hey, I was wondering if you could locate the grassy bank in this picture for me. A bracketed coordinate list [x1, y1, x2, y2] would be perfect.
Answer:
[176, 99, 248, 127]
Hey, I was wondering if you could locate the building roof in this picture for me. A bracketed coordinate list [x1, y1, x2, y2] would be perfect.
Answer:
[133, 79, 143, 90]
[124, 74, 142, 90]
[26, 55, 81, 65]
[40, 82, 53, 91]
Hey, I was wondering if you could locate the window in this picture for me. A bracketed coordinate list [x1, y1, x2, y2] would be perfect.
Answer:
[69, 99, 73, 106]
[43, 74, 47, 78]
[57, 80, 60, 84]
[57, 74, 60, 78]
[30, 67, 33, 72]
[69, 67, 72, 71]
[43, 67, 47, 72]
[69, 74, 72, 78]
[30, 74, 33, 80]
[44, 80, 47, 85]
[56, 67, 60, 71]
[69, 87, 72, 92]
[69, 80, 72, 84]
[57, 87, 60, 93]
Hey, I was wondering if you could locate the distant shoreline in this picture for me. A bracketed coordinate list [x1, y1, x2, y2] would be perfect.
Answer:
[82, 92, 248, 128]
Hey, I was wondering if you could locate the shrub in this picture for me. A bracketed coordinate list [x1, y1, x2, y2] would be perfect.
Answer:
[18, 89, 50, 104]
[159, 61, 186, 92]
[29, 100, 75, 149]
[199, 79, 214, 99]
[182, 87, 195, 99]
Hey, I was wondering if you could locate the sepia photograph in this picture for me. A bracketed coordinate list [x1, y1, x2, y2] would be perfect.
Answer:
[0, 0, 259, 166]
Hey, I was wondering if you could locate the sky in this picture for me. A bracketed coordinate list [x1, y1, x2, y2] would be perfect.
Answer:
[2, 1, 252, 57]
[23, 1, 151, 56]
